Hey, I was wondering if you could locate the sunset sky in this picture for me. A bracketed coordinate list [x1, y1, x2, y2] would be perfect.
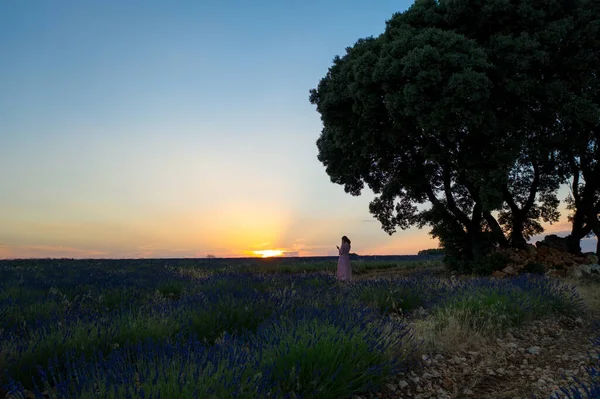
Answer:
[0, 1, 596, 259]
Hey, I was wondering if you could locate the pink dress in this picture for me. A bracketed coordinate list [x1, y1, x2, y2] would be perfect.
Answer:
[337, 241, 352, 281]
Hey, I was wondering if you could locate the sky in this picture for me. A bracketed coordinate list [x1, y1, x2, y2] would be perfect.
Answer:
[0, 1, 596, 259]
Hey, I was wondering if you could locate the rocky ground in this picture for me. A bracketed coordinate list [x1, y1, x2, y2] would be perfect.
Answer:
[353, 238, 600, 398]
[488, 235, 599, 280]
[356, 309, 599, 399]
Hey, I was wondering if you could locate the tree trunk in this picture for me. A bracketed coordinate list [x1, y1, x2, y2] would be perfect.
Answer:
[568, 220, 593, 254]
[595, 228, 600, 258]
[510, 216, 527, 249]
[567, 202, 588, 254]
[470, 235, 485, 262]
[566, 234, 582, 254]
[502, 182, 534, 250]
[484, 211, 509, 248]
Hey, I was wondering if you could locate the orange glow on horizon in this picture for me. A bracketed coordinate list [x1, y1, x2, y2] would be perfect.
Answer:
[4, 203, 584, 260]
[253, 249, 284, 258]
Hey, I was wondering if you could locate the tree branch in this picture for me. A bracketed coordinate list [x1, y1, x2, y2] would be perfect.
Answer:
[457, 172, 509, 248]
[442, 165, 472, 227]
[472, 201, 482, 225]
[524, 163, 540, 212]
[571, 160, 581, 205]
[502, 184, 520, 213]
[484, 211, 510, 247]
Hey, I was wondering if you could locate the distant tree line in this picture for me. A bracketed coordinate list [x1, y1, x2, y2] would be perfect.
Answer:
[310, 0, 599, 272]
[418, 248, 445, 256]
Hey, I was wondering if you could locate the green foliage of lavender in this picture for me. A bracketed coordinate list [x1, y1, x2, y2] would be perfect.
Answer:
[438, 277, 584, 333]
[351, 275, 450, 314]
[0, 260, 584, 398]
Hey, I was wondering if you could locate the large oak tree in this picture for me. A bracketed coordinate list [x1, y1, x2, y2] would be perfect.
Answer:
[558, 0, 600, 256]
[310, 0, 599, 265]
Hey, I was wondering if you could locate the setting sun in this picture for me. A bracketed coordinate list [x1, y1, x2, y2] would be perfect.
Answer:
[253, 250, 284, 258]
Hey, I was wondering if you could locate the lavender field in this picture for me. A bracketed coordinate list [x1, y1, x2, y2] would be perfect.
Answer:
[0, 258, 596, 398]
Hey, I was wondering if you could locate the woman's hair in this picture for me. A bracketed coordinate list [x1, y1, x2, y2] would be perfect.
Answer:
[341, 236, 351, 245]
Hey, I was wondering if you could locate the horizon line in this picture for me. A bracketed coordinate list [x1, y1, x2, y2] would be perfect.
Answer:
[0, 253, 440, 261]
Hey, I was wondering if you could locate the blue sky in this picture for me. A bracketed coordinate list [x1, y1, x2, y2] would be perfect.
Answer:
[0, 1, 595, 258]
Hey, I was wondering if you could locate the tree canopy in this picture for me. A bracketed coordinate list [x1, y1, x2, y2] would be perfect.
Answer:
[310, 0, 600, 266]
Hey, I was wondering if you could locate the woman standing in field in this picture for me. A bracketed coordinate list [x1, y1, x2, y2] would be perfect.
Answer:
[336, 236, 352, 281]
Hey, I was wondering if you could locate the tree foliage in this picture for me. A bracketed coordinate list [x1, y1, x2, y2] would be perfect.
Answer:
[559, 0, 600, 255]
[310, 0, 600, 267]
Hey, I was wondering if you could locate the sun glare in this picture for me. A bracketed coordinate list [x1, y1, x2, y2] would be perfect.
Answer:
[253, 250, 284, 258]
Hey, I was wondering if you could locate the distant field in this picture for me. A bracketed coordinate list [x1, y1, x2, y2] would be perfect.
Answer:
[0, 254, 442, 265]
[0, 255, 444, 275]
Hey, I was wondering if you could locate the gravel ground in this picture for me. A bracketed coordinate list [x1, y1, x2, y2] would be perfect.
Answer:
[359, 317, 598, 399]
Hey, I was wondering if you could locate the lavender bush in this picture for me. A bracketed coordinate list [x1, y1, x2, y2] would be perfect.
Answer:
[0, 261, 585, 399]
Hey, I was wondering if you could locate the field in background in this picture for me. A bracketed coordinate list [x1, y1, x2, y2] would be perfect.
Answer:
[0, 257, 598, 399]
[0, 255, 444, 276]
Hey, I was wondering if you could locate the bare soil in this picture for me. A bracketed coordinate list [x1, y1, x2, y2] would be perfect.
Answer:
[355, 270, 600, 399]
